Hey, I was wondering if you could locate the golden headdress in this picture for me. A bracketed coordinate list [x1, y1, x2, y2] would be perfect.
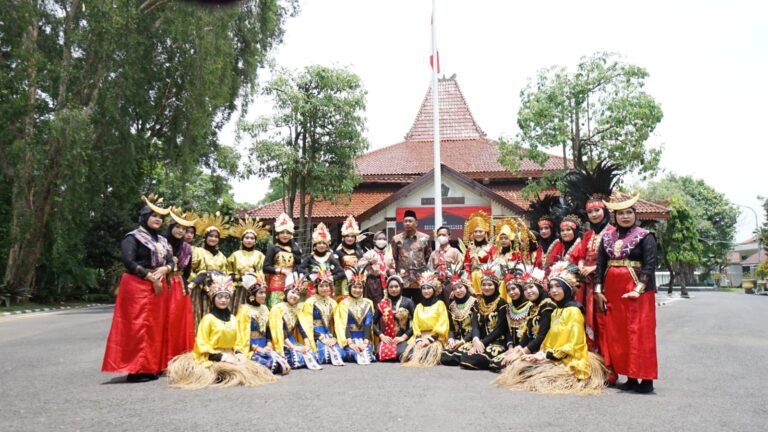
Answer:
[206, 273, 234, 299]
[169, 206, 197, 227]
[142, 194, 170, 216]
[193, 212, 230, 237]
[464, 210, 491, 242]
[274, 212, 295, 234]
[229, 216, 270, 241]
[310, 263, 334, 284]
[604, 192, 640, 212]
[312, 222, 332, 245]
[341, 215, 361, 237]
[560, 213, 583, 230]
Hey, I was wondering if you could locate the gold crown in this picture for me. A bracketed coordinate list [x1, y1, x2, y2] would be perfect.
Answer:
[341, 215, 361, 236]
[169, 206, 197, 227]
[193, 212, 230, 237]
[604, 192, 640, 212]
[142, 194, 170, 216]
[464, 210, 491, 242]
[229, 216, 270, 241]
[312, 222, 333, 244]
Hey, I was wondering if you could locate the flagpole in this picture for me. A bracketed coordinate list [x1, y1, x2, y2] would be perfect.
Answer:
[431, 0, 443, 243]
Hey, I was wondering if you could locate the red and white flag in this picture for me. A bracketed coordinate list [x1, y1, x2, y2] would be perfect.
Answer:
[430, 9, 440, 74]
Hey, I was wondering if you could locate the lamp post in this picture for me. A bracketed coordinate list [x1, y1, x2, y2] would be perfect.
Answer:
[736, 204, 761, 286]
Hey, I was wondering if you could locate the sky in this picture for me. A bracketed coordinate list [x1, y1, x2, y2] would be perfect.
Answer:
[224, 0, 768, 243]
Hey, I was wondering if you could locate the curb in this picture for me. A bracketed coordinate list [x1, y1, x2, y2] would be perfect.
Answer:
[1, 303, 105, 317]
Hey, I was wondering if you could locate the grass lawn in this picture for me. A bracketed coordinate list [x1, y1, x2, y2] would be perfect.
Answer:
[0, 301, 93, 313]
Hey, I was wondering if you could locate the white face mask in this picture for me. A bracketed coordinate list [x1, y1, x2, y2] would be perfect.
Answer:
[438, 235, 449, 245]
[375, 239, 388, 249]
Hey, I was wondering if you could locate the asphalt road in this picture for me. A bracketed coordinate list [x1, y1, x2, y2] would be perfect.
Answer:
[1, 292, 766, 432]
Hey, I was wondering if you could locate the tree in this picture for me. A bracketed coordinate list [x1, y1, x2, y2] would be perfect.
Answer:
[759, 196, 768, 253]
[643, 175, 739, 275]
[499, 52, 663, 196]
[240, 65, 369, 250]
[1, 0, 296, 301]
[659, 196, 702, 297]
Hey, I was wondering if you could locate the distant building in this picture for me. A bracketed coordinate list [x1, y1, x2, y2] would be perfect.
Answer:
[245, 75, 668, 240]
[725, 236, 766, 286]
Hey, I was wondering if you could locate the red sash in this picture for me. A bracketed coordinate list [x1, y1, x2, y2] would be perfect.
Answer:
[377, 298, 398, 361]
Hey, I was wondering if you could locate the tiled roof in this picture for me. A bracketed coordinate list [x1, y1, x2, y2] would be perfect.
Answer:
[356, 139, 568, 180]
[243, 186, 400, 222]
[742, 250, 767, 266]
[404, 76, 486, 141]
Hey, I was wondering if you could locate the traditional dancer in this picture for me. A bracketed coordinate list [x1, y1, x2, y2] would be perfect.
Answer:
[530, 195, 561, 272]
[227, 217, 269, 314]
[102, 195, 173, 382]
[440, 265, 475, 366]
[189, 212, 229, 326]
[596, 193, 658, 394]
[297, 222, 344, 298]
[463, 210, 496, 295]
[335, 215, 364, 300]
[263, 213, 302, 307]
[428, 226, 464, 304]
[459, 265, 509, 370]
[301, 264, 345, 365]
[401, 271, 449, 368]
[373, 275, 415, 362]
[334, 268, 376, 364]
[358, 230, 395, 304]
[268, 275, 321, 370]
[167, 273, 277, 389]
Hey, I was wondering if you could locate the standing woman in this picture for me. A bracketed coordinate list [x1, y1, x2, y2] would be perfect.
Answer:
[227, 217, 269, 313]
[358, 231, 395, 304]
[463, 211, 496, 296]
[596, 194, 658, 394]
[236, 273, 290, 375]
[334, 269, 376, 364]
[297, 223, 344, 298]
[268, 276, 321, 370]
[301, 264, 345, 365]
[530, 195, 561, 271]
[163, 207, 197, 368]
[167, 273, 277, 389]
[373, 275, 415, 362]
[189, 212, 229, 326]
[103, 195, 173, 382]
[401, 272, 449, 368]
[263, 213, 302, 307]
[460, 266, 509, 370]
[440, 266, 476, 367]
[335, 215, 364, 300]
[545, 213, 583, 271]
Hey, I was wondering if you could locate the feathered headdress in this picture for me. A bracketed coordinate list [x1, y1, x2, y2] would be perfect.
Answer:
[464, 210, 492, 242]
[310, 263, 334, 284]
[519, 268, 546, 288]
[242, 272, 267, 295]
[340, 215, 361, 237]
[274, 212, 295, 234]
[347, 267, 366, 287]
[479, 263, 501, 286]
[418, 271, 442, 295]
[563, 161, 621, 211]
[548, 261, 585, 295]
[193, 212, 230, 237]
[446, 262, 470, 289]
[502, 261, 529, 286]
[206, 273, 234, 299]
[141, 194, 170, 216]
[284, 272, 307, 294]
[168, 206, 197, 227]
[528, 194, 561, 230]
[311, 222, 332, 245]
[229, 216, 271, 241]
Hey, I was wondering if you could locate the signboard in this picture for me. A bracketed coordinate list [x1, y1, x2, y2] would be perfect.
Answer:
[395, 206, 491, 238]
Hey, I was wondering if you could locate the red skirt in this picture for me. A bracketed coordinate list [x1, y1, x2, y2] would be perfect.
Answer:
[604, 267, 658, 380]
[102, 273, 168, 374]
[163, 274, 195, 368]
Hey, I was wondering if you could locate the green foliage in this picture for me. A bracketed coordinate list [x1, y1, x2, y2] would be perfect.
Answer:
[1, 0, 296, 301]
[664, 196, 702, 266]
[644, 174, 739, 270]
[240, 65, 369, 247]
[499, 52, 663, 197]
[760, 196, 768, 253]
[755, 260, 768, 280]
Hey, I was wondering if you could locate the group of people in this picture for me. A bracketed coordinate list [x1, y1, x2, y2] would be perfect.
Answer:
[102, 162, 658, 395]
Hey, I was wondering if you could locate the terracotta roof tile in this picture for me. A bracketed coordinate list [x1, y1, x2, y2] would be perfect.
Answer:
[244, 186, 400, 221]
[404, 76, 486, 141]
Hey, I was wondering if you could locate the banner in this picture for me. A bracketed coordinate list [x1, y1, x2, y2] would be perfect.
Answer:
[395, 206, 491, 239]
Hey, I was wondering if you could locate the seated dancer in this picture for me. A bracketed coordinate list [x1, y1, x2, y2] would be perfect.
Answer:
[401, 272, 449, 368]
[264, 213, 302, 307]
[102, 195, 173, 383]
[489, 265, 531, 372]
[494, 262, 607, 395]
[463, 211, 496, 295]
[496, 268, 556, 367]
[167, 273, 277, 389]
[334, 268, 376, 364]
[440, 265, 476, 366]
[335, 215, 364, 300]
[227, 217, 269, 314]
[267, 275, 320, 370]
[459, 265, 509, 370]
[301, 264, 345, 366]
[235, 273, 290, 375]
[297, 222, 344, 298]
[373, 275, 416, 362]
[358, 230, 396, 304]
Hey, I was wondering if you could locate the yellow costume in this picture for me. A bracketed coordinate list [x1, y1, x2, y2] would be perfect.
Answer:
[189, 247, 228, 326]
[193, 313, 241, 367]
[227, 249, 266, 311]
[401, 272, 449, 368]
[540, 307, 591, 379]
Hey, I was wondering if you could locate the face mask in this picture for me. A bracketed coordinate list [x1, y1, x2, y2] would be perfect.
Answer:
[375, 239, 388, 249]
[438, 235, 449, 245]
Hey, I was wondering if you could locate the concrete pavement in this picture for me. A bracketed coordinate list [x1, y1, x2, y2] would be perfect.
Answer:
[1, 293, 767, 432]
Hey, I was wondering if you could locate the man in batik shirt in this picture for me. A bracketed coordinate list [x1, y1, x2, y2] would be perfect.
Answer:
[392, 209, 432, 303]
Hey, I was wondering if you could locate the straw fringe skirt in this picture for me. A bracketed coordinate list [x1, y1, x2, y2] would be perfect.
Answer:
[400, 342, 444, 368]
[167, 353, 278, 390]
[493, 352, 608, 395]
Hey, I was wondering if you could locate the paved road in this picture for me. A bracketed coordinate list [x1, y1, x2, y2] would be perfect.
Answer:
[1, 292, 766, 432]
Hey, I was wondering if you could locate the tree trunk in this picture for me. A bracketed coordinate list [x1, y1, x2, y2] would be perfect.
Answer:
[680, 264, 690, 298]
[305, 195, 314, 254]
[297, 174, 307, 249]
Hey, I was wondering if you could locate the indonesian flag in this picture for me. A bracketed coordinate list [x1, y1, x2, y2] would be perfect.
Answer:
[430, 8, 440, 74]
